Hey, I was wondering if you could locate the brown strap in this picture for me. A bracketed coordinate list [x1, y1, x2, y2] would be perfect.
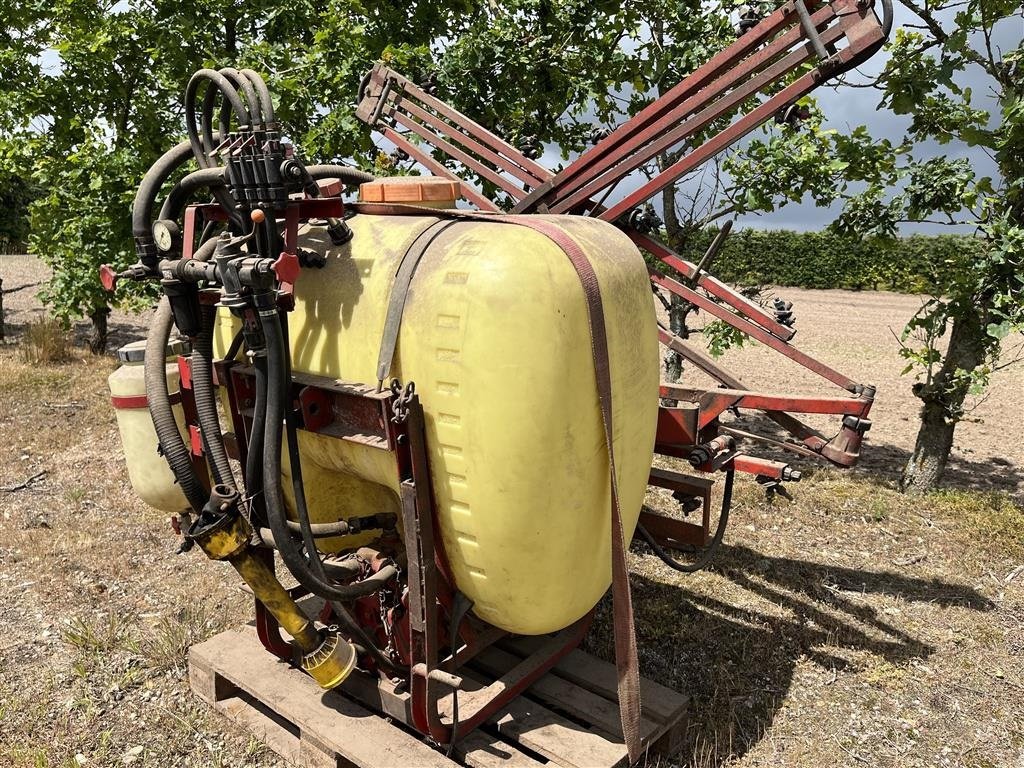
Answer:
[376, 219, 456, 386]
[504, 217, 643, 764]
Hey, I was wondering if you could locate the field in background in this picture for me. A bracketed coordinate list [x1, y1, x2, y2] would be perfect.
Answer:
[1, 255, 1022, 767]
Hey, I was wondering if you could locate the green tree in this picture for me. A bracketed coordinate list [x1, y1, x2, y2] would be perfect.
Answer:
[0, 0, 473, 351]
[726, 0, 1023, 492]
[3, 0, 781, 358]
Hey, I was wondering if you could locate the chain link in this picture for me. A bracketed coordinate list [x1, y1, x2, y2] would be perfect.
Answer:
[390, 379, 416, 424]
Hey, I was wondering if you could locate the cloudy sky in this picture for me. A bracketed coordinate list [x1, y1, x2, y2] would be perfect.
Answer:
[716, 3, 1019, 234]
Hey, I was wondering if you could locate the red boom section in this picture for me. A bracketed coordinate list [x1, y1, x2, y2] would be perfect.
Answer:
[353, 0, 887, 484]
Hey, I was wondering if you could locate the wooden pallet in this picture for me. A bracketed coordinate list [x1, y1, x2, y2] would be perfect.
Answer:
[189, 625, 689, 768]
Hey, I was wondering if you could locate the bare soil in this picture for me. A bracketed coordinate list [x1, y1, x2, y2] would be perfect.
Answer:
[2, 255, 1022, 768]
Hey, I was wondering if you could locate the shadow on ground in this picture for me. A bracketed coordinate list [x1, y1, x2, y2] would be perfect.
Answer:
[588, 542, 994, 767]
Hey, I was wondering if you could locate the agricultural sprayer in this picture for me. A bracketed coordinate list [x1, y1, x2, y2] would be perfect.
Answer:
[104, 0, 892, 761]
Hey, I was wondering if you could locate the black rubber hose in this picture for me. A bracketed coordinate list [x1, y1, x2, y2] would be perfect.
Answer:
[191, 303, 236, 490]
[279, 520, 352, 538]
[636, 469, 734, 574]
[246, 355, 268, 526]
[219, 67, 259, 126]
[223, 328, 245, 362]
[880, 0, 894, 37]
[184, 69, 249, 169]
[305, 164, 376, 187]
[132, 140, 195, 242]
[258, 307, 398, 601]
[157, 167, 227, 221]
[278, 310, 331, 586]
[145, 237, 219, 514]
[239, 68, 275, 124]
[157, 164, 240, 233]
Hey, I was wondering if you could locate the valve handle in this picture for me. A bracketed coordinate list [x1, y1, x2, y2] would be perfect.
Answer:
[99, 264, 118, 292]
[272, 251, 301, 286]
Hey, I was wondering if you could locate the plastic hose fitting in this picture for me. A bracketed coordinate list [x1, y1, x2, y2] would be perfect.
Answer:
[301, 631, 358, 690]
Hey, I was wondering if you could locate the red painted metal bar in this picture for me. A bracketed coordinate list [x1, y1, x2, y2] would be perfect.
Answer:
[362, 65, 551, 186]
[651, 269, 857, 390]
[390, 110, 527, 199]
[549, 4, 848, 214]
[658, 326, 829, 449]
[663, 383, 869, 417]
[386, 89, 548, 191]
[531, 0, 801, 201]
[378, 125, 500, 212]
[598, 8, 884, 223]
[729, 454, 792, 479]
[635, 231, 796, 341]
[693, 388, 871, 429]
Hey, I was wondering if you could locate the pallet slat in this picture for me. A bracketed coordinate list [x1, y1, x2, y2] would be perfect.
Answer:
[502, 636, 688, 725]
[190, 629, 455, 768]
[471, 646, 664, 742]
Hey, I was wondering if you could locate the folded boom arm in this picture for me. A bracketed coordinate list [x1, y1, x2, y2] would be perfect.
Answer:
[354, 0, 891, 484]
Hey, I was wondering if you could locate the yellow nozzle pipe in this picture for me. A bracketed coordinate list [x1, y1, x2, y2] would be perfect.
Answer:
[189, 489, 356, 688]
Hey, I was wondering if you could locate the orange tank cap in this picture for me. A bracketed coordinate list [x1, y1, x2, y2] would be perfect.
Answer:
[359, 176, 461, 204]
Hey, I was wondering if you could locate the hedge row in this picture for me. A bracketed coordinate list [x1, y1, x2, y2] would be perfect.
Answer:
[670, 229, 982, 293]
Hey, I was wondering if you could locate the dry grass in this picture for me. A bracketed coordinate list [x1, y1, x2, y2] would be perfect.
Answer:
[0, 334, 1022, 767]
[0, 346, 281, 768]
[19, 316, 72, 365]
[584, 469, 1024, 768]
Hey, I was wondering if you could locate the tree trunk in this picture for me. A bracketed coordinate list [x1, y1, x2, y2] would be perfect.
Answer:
[88, 306, 110, 354]
[900, 306, 988, 493]
[661, 176, 687, 385]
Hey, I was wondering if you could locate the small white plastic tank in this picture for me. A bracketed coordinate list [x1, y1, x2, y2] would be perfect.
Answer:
[109, 339, 191, 513]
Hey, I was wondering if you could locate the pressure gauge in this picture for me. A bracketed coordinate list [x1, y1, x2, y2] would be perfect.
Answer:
[152, 219, 181, 254]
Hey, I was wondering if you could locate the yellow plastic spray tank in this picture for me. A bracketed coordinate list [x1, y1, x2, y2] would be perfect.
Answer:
[213, 178, 659, 635]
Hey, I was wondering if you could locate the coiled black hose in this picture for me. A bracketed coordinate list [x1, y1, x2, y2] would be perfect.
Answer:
[219, 67, 259, 127]
[132, 140, 195, 244]
[184, 69, 250, 170]
[239, 68, 275, 124]
[157, 167, 227, 221]
[191, 304, 236, 490]
[145, 237, 219, 514]
[635, 469, 734, 574]
[257, 306, 398, 601]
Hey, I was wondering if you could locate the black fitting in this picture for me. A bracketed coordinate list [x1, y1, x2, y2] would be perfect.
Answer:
[297, 248, 327, 269]
[842, 415, 872, 433]
[202, 483, 240, 518]
[134, 237, 161, 273]
[773, 297, 795, 326]
[162, 279, 203, 337]
[327, 219, 354, 246]
[623, 205, 663, 235]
